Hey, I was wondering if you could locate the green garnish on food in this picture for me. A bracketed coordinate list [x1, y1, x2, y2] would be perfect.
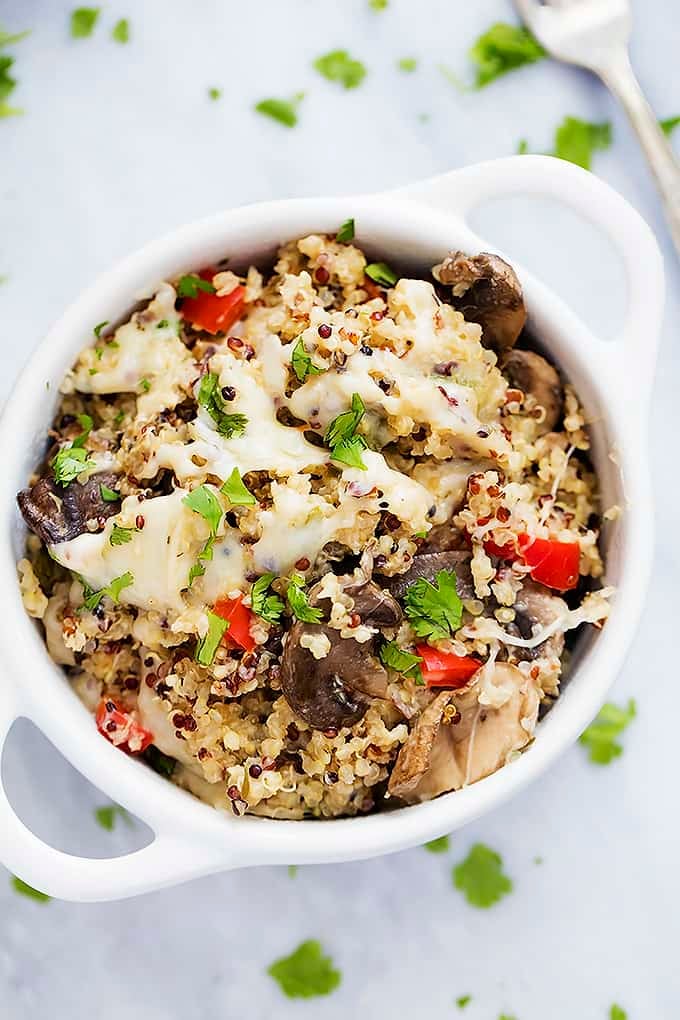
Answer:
[398, 57, 417, 72]
[177, 273, 215, 299]
[554, 116, 612, 170]
[456, 995, 472, 1009]
[369, 0, 388, 9]
[579, 698, 636, 764]
[452, 843, 513, 908]
[291, 337, 324, 383]
[100, 483, 120, 502]
[517, 138, 529, 155]
[403, 569, 462, 641]
[610, 1006, 627, 1020]
[267, 939, 341, 999]
[183, 484, 223, 534]
[195, 610, 229, 666]
[424, 834, 450, 854]
[197, 372, 248, 438]
[336, 218, 355, 243]
[469, 22, 545, 88]
[0, 53, 21, 119]
[70, 7, 100, 38]
[52, 413, 95, 486]
[11, 876, 51, 903]
[255, 94, 304, 128]
[92, 321, 108, 338]
[82, 571, 134, 611]
[325, 392, 368, 470]
[365, 261, 398, 287]
[314, 49, 366, 90]
[111, 18, 129, 44]
[286, 573, 323, 624]
[208, 86, 222, 101]
[660, 115, 680, 137]
[251, 572, 285, 623]
[221, 467, 256, 506]
[94, 803, 131, 831]
[139, 377, 151, 393]
[144, 744, 177, 778]
[109, 523, 136, 546]
[379, 640, 422, 678]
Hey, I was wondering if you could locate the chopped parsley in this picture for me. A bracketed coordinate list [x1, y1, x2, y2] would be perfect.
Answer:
[81, 571, 134, 611]
[99, 483, 120, 502]
[0, 27, 30, 46]
[139, 377, 151, 393]
[182, 484, 223, 534]
[336, 217, 355, 243]
[365, 261, 397, 287]
[499, 1015, 517, 1020]
[456, 995, 472, 1009]
[221, 467, 256, 506]
[111, 18, 129, 44]
[331, 434, 368, 470]
[109, 523, 136, 546]
[70, 7, 100, 38]
[0, 55, 20, 119]
[610, 1007, 627, 1020]
[579, 698, 636, 764]
[197, 372, 248, 437]
[177, 273, 215, 299]
[52, 413, 95, 486]
[452, 843, 513, 908]
[144, 744, 176, 778]
[554, 116, 612, 170]
[267, 939, 341, 999]
[195, 610, 229, 666]
[291, 337, 324, 383]
[156, 318, 169, 329]
[314, 50, 366, 90]
[424, 834, 450, 853]
[286, 573, 323, 624]
[517, 138, 529, 155]
[369, 0, 388, 9]
[187, 535, 215, 586]
[208, 86, 222, 101]
[287, 864, 298, 878]
[325, 391, 366, 448]
[255, 94, 304, 128]
[469, 22, 545, 88]
[251, 572, 285, 623]
[660, 115, 680, 136]
[94, 803, 131, 831]
[398, 57, 417, 72]
[379, 640, 422, 679]
[403, 569, 462, 641]
[11, 876, 51, 903]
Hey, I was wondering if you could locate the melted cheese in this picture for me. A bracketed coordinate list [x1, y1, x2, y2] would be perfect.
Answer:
[342, 450, 431, 530]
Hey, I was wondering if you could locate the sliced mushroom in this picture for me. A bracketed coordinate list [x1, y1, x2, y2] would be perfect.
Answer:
[17, 471, 120, 546]
[388, 664, 540, 802]
[381, 550, 475, 601]
[433, 252, 526, 352]
[418, 521, 467, 555]
[502, 348, 563, 432]
[279, 578, 402, 731]
[509, 581, 567, 662]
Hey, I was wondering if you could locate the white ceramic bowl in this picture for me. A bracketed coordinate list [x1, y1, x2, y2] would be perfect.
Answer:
[0, 156, 663, 902]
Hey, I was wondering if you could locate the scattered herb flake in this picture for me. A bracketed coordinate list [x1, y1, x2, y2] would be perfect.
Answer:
[144, 744, 176, 778]
[365, 261, 397, 287]
[517, 138, 529, 155]
[330, 434, 367, 470]
[111, 18, 129, 43]
[94, 803, 131, 831]
[221, 467, 256, 506]
[109, 523, 136, 546]
[208, 86, 222, 100]
[438, 64, 464, 90]
[336, 217, 355, 243]
[255, 94, 303, 128]
[369, 0, 388, 9]
[456, 995, 472, 1009]
[610, 1007, 627, 1020]
[82, 571, 134, 611]
[0, 54, 21, 118]
[499, 1014, 518, 1020]
[177, 273, 215, 299]
[100, 483, 120, 502]
[291, 337, 324, 383]
[404, 569, 462, 641]
[0, 27, 31, 46]
[286, 573, 323, 624]
[139, 377, 151, 393]
[156, 318, 169, 329]
[579, 698, 636, 764]
[182, 484, 223, 535]
[52, 444, 95, 486]
[553, 116, 612, 170]
[197, 372, 248, 438]
[11, 876, 51, 902]
[325, 392, 365, 449]
[424, 834, 450, 854]
[70, 7, 100, 38]
[398, 57, 417, 72]
[267, 939, 341, 999]
[660, 115, 680, 136]
[251, 572, 285, 624]
[195, 610, 229, 666]
[469, 22, 545, 88]
[287, 865, 298, 878]
[314, 49, 366, 90]
[379, 640, 422, 679]
[453, 843, 513, 908]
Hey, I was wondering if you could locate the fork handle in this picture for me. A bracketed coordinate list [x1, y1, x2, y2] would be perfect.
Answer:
[599, 49, 680, 255]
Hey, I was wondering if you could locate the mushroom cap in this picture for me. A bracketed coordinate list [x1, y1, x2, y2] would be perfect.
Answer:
[17, 471, 120, 546]
[380, 550, 475, 601]
[433, 251, 526, 352]
[502, 348, 563, 432]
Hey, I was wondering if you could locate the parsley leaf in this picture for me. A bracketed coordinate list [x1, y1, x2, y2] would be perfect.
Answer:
[331, 434, 368, 470]
[139, 377, 151, 393]
[143, 744, 177, 778]
[251, 573, 285, 623]
[517, 138, 529, 155]
[221, 467, 256, 506]
[553, 116, 612, 170]
[81, 571, 134, 611]
[177, 273, 215, 299]
[469, 22, 545, 88]
[267, 939, 341, 999]
[0, 54, 20, 119]
[660, 115, 680, 137]
[255, 94, 304, 128]
[111, 18, 129, 44]
[365, 261, 397, 287]
[424, 834, 450, 853]
[100, 483, 120, 502]
[11, 876, 51, 903]
[324, 392, 365, 449]
[286, 573, 323, 624]
[197, 372, 248, 438]
[0, 27, 30, 46]
[369, 0, 388, 9]
[398, 57, 417, 72]
[453, 843, 513, 908]
[403, 569, 462, 641]
[314, 50, 366, 90]
[187, 534, 215, 586]
[456, 995, 472, 1009]
[291, 337, 324, 383]
[379, 640, 422, 678]
[182, 484, 223, 534]
[109, 523, 136, 546]
[336, 218, 355, 243]
[70, 7, 100, 38]
[610, 1007, 627, 1020]
[287, 864, 298, 878]
[208, 86, 222, 101]
[195, 610, 229, 666]
[94, 803, 131, 831]
[52, 414, 95, 486]
[579, 698, 636, 764]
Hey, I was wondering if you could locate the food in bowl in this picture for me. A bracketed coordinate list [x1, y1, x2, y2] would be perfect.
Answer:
[16, 225, 611, 819]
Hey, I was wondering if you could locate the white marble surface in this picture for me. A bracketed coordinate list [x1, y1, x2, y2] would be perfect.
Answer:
[1, 1, 679, 1017]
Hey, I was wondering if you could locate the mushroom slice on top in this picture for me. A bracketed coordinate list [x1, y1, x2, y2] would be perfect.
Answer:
[502, 348, 563, 432]
[509, 581, 567, 662]
[17, 471, 120, 546]
[433, 251, 526, 352]
[388, 664, 540, 803]
[380, 550, 475, 601]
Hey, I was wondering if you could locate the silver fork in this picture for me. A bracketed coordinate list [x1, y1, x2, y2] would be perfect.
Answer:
[514, 0, 680, 254]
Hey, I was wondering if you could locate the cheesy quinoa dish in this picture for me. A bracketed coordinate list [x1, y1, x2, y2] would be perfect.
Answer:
[16, 223, 611, 818]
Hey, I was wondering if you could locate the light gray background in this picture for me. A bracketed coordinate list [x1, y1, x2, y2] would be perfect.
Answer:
[1, 1, 678, 1017]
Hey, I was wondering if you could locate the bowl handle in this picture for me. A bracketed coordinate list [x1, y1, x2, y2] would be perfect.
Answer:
[393, 154, 664, 406]
[0, 694, 229, 902]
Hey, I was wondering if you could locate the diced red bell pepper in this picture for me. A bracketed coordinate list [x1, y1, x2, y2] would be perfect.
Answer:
[181, 268, 246, 336]
[213, 594, 256, 653]
[483, 536, 518, 560]
[95, 699, 153, 754]
[517, 533, 580, 591]
[416, 644, 482, 688]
